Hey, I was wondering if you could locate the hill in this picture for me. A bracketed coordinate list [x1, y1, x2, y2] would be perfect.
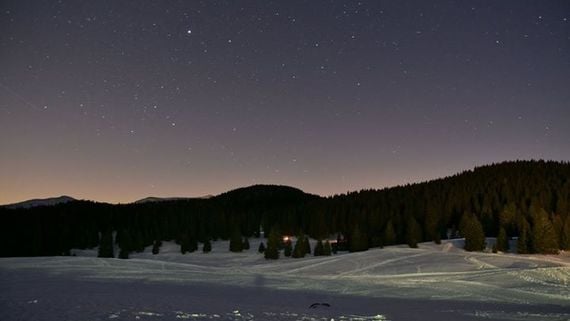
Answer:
[2, 196, 76, 209]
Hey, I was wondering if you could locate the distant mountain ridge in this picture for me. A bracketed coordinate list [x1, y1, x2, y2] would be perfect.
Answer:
[134, 195, 213, 204]
[3, 196, 76, 209]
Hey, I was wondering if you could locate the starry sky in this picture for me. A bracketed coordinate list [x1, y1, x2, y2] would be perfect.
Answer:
[1, 1, 569, 204]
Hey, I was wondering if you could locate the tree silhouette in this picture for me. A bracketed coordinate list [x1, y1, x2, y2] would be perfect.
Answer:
[264, 228, 280, 260]
[98, 231, 114, 258]
[461, 213, 485, 252]
[283, 238, 292, 257]
[561, 218, 570, 250]
[384, 221, 396, 246]
[349, 225, 368, 252]
[229, 228, 243, 252]
[406, 217, 422, 248]
[314, 239, 324, 256]
[323, 240, 332, 256]
[531, 208, 559, 254]
[152, 240, 161, 255]
[203, 239, 212, 253]
[496, 227, 509, 252]
[292, 233, 307, 258]
[258, 241, 266, 253]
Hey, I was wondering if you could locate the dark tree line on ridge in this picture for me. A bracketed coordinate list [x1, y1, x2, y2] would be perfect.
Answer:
[1, 160, 569, 258]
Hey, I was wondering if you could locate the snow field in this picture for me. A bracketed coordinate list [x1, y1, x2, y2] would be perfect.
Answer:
[1, 238, 569, 321]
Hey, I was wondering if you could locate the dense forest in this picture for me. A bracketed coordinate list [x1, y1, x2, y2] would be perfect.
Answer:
[1, 160, 569, 258]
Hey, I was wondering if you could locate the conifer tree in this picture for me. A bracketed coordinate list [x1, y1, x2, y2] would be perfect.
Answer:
[517, 220, 530, 254]
[425, 208, 441, 244]
[132, 230, 144, 253]
[462, 214, 486, 251]
[203, 239, 212, 253]
[98, 231, 114, 258]
[229, 229, 243, 252]
[180, 234, 189, 254]
[304, 236, 312, 255]
[118, 230, 132, 259]
[531, 208, 559, 254]
[118, 246, 130, 259]
[283, 238, 292, 257]
[561, 218, 570, 250]
[152, 240, 161, 255]
[499, 203, 516, 233]
[406, 217, 422, 248]
[189, 237, 198, 253]
[258, 241, 266, 254]
[314, 239, 324, 256]
[292, 233, 306, 258]
[350, 225, 368, 252]
[384, 221, 396, 246]
[323, 240, 332, 256]
[264, 228, 280, 260]
[496, 227, 509, 252]
[553, 215, 564, 247]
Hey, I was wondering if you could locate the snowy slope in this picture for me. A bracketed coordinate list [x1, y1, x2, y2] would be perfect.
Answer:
[2, 195, 76, 209]
[1, 239, 569, 321]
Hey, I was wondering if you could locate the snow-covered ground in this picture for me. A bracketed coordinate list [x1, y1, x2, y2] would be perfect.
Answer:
[1, 239, 569, 321]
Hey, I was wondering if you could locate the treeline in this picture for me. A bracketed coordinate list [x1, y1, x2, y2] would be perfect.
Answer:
[1, 160, 569, 258]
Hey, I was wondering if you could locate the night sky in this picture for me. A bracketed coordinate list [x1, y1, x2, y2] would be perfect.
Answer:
[1, 1, 569, 204]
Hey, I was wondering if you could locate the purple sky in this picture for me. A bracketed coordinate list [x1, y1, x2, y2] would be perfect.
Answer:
[1, 0, 569, 204]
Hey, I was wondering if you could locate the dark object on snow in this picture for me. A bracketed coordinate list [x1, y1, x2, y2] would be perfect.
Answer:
[309, 303, 330, 309]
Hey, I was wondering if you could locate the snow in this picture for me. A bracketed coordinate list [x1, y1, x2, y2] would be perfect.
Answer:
[1, 239, 569, 321]
[2, 195, 76, 209]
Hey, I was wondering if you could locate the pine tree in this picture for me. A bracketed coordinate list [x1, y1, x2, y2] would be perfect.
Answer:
[462, 214, 486, 252]
[118, 230, 132, 259]
[350, 225, 368, 252]
[496, 227, 509, 252]
[561, 218, 570, 250]
[203, 239, 212, 253]
[189, 237, 198, 253]
[531, 208, 559, 254]
[292, 234, 306, 258]
[98, 231, 114, 258]
[499, 203, 516, 232]
[314, 240, 324, 256]
[264, 228, 280, 260]
[180, 233, 191, 254]
[258, 241, 266, 254]
[425, 208, 441, 244]
[406, 217, 422, 249]
[384, 221, 396, 246]
[229, 229, 243, 252]
[132, 230, 144, 253]
[304, 236, 312, 255]
[323, 240, 332, 256]
[517, 220, 530, 254]
[283, 238, 292, 257]
[553, 215, 564, 247]
[118, 247, 130, 259]
[152, 240, 161, 255]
